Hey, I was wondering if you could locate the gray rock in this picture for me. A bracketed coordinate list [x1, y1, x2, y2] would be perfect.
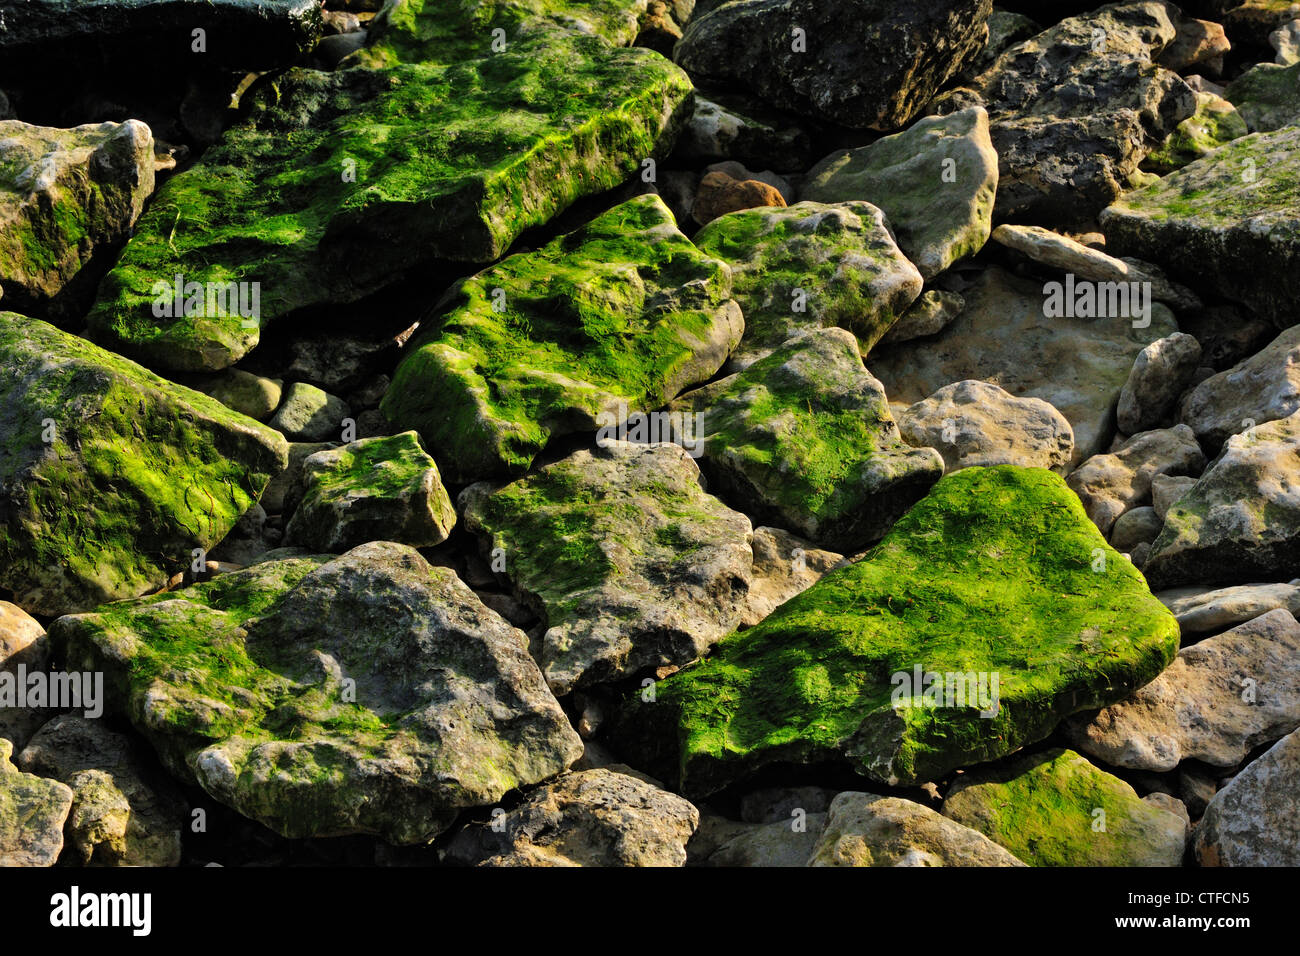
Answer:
[1271, 18, 1300, 64]
[1111, 506, 1164, 552]
[284, 332, 398, 394]
[674, 95, 814, 171]
[261, 441, 335, 514]
[693, 812, 827, 866]
[1065, 425, 1205, 536]
[17, 715, 185, 866]
[740, 785, 838, 824]
[1117, 333, 1204, 434]
[878, 290, 965, 346]
[673, 0, 994, 130]
[1150, 473, 1197, 521]
[284, 432, 456, 552]
[810, 792, 1026, 866]
[1068, 609, 1300, 771]
[1194, 727, 1300, 866]
[0, 738, 72, 866]
[444, 769, 699, 867]
[460, 441, 755, 696]
[1157, 580, 1300, 636]
[268, 382, 351, 442]
[898, 379, 1074, 474]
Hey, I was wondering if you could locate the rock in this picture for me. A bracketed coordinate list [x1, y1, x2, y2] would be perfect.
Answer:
[0, 119, 154, 320]
[868, 266, 1179, 464]
[17, 715, 185, 866]
[261, 441, 335, 515]
[0, 602, 51, 749]
[192, 368, 283, 421]
[989, 224, 1201, 311]
[962, 9, 1040, 78]
[443, 769, 698, 867]
[1225, 61, 1300, 132]
[692, 201, 921, 368]
[1144, 411, 1300, 588]
[673, 95, 814, 171]
[0, 0, 323, 82]
[1220, 0, 1300, 47]
[460, 441, 755, 696]
[636, 0, 683, 55]
[1150, 473, 1197, 521]
[878, 290, 965, 346]
[673, 0, 994, 130]
[1271, 18, 1300, 63]
[1179, 325, 1300, 452]
[1157, 580, 1300, 635]
[1143, 792, 1191, 831]
[85, 10, 693, 371]
[938, 2, 1195, 221]
[268, 382, 351, 442]
[691, 170, 787, 225]
[800, 108, 999, 280]
[0, 738, 73, 866]
[741, 527, 844, 627]
[610, 466, 1179, 796]
[898, 380, 1074, 474]
[810, 792, 1026, 866]
[1065, 425, 1206, 536]
[1117, 333, 1203, 434]
[703, 161, 794, 204]
[1068, 609, 1300, 772]
[284, 333, 398, 394]
[1142, 91, 1248, 174]
[382, 195, 741, 483]
[1101, 126, 1300, 328]
[669, 328, 944, 550]
[693, 812, 826, 866]
[1180, 764, 1218, 818]
[1111, 506, 1164, 552]
[1157, 17, 1231, 74]
[208, 503, 274, 566]
[943, 748, 1187, 866]
[739, 785, 838, 823]
[1194, 727, 1300, 865]
[284, 432, 456, 552]
[51, 542, 582, 843]
[0, 312, 288, 616]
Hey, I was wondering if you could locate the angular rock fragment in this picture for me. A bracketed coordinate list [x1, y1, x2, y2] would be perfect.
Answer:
[1179, 324, 1300, 451]
[0, 738, 73, 866]
[1194, 727, 1300, 866]
[1118, 333, 1202, 434]
[1156, 580, 1300, 635]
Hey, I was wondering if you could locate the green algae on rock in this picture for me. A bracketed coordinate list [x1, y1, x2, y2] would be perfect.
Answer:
[460, 441, 755, 696]
[1225, 60, 1300, 133]
[0, 312, 288, 617]
[0, 119, 155, 321]
[50, 541, 583, 844]
[610, 466, 1180, 798]
[86, 24, 694, 372]
[1101, 126, 1300, 328]
[690, 201, 922, 368]
[942, 748, 1187, 866]
[284, 431, 456, 552]
[383, 194, 742, 483]
[668, 327, 943, 551]
[1142, 91, 1248, 174]
[799, 107, 999, 281]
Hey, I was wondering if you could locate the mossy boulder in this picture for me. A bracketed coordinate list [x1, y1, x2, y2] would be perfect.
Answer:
[0, 119, 154, 321]
[460, 441, 755, 696]
[942, 748, 1187, 866]
[1142, 91, 1249, 174]
[691, 201, 921, 368]
[1225, 60, 1300, 133]
[50, 541, 583, 844]
[668, 327, 943, 551]
[1101, 126, 1300, 328]
[86, 20, 694, 372]
[799, 107, 999, 281]
[0, 738, 73, 866]
[284, 431, 456, 552]
[0, 312, 288, 617]
[382, 194, 742, 483]
[609, 466, 1180, 797]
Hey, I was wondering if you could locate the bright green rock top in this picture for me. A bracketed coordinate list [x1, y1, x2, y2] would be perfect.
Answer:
[0, 312, 288, 616]
[85, 3, 694, 372]
[382, 194, 742, 482]
[612, 466, 1180, 797]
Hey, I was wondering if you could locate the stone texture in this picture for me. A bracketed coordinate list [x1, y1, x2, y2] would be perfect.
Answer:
[1194, 727, 1300, 866]
[0, 738, 73, 866]
[1157, 580, 1300, 635]
[1179, 324, 1300, 452]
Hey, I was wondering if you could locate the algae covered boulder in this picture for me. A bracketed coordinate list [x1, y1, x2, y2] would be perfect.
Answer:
[0, 119, 155, 321]
[460, 441, 755, 696]
[610, 466, 1179, 797]
[284, 431, 456, 552]
[383, 195, 742, 483]
[942, 748, 1187, 866]
[50, 541, 583, 844]
[86, 15, 694, 372]
[1101, 126, 1300, 328]
[0, 312, 288, 617]
[668, 327, 944, 551]
[690, 201, 922, 368]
